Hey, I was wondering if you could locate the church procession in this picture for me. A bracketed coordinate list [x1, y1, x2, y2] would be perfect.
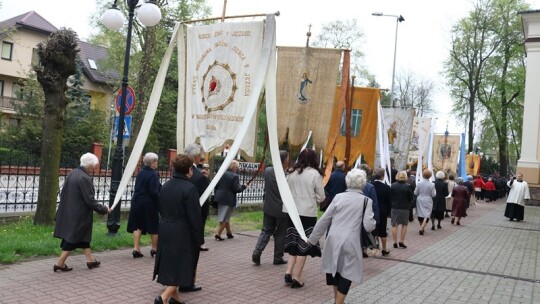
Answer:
[1, 0, 540, 303]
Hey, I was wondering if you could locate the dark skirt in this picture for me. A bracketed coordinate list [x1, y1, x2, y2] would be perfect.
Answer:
[284, 216, 322, 257]
[126, 199, 159, 234]
[430, 210, 445, 220]
[504, 203, 524, 221]
[61, 239, 90, 251]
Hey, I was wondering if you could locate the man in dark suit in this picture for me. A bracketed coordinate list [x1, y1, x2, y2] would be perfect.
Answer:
[252, 150, 289, 266]
[181, 143, 210, 292]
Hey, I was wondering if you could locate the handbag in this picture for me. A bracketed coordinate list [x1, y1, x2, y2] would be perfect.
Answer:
[210, 195, 218, 209]
[319, 196, 330, 212]
[360, 197, 379, 250]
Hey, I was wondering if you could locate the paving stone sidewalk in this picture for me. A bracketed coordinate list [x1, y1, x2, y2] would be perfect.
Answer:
[1, 198, 539, 304]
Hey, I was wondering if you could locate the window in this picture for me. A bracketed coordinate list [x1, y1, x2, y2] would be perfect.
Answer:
[31, 48, 40, 66]
[88, 59, 97, 70]
[340, 108, 362, 137]
[12, 83, 23, 98]
[8, 117, 21, 128]
[0, 80, 4, 96]
[1, 41, 13, 60]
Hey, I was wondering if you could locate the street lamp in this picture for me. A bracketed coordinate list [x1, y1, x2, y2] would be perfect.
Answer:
[372, 12, 405, 107]
[103, 0, 161, 235]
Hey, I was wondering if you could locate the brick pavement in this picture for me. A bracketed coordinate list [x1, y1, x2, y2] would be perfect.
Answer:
[1, 198, 539, 303]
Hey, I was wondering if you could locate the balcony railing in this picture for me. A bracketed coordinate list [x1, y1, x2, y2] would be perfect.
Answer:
[0, 96, 25, 111]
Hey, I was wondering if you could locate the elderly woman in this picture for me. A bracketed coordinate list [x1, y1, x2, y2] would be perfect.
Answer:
[127, 152, 161, 258]
[283, 148, 325, 289]
[53, 153, 110, 272]
[372, 168, 391, 256]
[415, 169, 436, 235]
[390, 171, 414, 249]
[307, 169, 376, 304]
[431, 171, 449, 230]
[214, 160, 246, 240]
[153, 154, 204, 304]
[451, 177, 469, 225]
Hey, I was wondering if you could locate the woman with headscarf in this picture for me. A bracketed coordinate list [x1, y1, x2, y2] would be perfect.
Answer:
[283, 148, 325, 289]
[451, 177, 469, 226]
[414, 169, 436, 235]
[431, 171, 449, 230]
[307, 169, 376, 304]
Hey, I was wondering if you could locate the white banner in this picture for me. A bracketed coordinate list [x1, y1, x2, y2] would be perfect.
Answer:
[185, 21, 263, 157]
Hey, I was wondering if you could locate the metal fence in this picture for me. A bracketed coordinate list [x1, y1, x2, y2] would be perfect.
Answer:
[0, 141, 264, 213]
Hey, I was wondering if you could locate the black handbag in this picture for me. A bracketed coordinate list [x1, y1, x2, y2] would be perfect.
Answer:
[360, 197, 379, 250]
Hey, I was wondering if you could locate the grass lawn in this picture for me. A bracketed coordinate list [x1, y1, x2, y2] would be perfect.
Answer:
[0, 210, 264, 264]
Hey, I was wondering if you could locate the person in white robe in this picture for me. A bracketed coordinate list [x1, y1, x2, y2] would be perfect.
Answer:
[307, 169, 376, 304]
[504, 173, 530, 221]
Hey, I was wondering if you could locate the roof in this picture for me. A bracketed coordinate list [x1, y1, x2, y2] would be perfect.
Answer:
[0, 11, 118, 85]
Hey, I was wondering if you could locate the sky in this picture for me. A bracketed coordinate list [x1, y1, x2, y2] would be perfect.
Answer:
[1, 0, 540, 134]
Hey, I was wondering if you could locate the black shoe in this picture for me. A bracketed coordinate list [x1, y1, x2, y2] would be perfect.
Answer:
[393, 243, 398, 249]
[509, 218, 514, 221]
[215, 234, 224, 241]
[437, 224, 442, 229]
[451, 218, 455, 225]
[155, 296, 164, 304]
[284, 273, 293, 285]
[199, 246, 209, 251]
[431, 226, 435, 231]
[362, 251, 368, 258]
[381, 250, 390, 256]
[87, 260, 101, 269]
[226, 233, 234, 239]
[290, 279, 305, 288]
[273, 258, 287, 265]
[150, 249, 157, 257]
[419, 229, 424, 235]
[132, 250, 144, 258]
[53, 264, 73, 272]
[445, 213, 450, 218]
[252, 254, 261, 265]
[398, 242, 407, 249]
[179, 285, 202, 292]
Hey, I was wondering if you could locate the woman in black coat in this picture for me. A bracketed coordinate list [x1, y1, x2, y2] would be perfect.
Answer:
[431, 171, 449, 230]
[153, 154, 204, 304]
[372, 168, 392, 256]
[214, 160, 246, 240]
[127, 152, 161, 258]
[390, 171, 414, 249]
[53, 153, 110, 272]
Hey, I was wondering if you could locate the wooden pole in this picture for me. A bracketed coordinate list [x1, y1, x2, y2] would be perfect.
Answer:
[221, 0, 227, 22]
[182, 11, 279, 24]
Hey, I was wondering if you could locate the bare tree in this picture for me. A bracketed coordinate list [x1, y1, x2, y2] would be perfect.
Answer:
[395, 70, 436, 116]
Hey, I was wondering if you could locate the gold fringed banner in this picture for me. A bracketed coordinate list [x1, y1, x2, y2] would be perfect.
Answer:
[276, 47, 342, 150]
[431, 134, 461, 175]
[324, 86, 379, 168]
[466, 154, 481, 176]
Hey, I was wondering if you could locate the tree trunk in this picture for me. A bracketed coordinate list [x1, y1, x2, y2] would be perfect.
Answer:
[33, 93, 67, 225]
[468, 96, 475, 153]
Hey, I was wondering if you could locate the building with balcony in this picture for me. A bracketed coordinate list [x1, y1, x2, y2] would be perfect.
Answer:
[0, 11, 117, 129]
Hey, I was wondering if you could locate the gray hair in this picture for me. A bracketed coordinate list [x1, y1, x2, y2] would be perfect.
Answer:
[436, 171, 446, 180]
[143, 152, 158, 166]
[456, 177, 464, 184]
[80, 153, 99, 169]
[346, 168, 367, 190]
[184, 143, 202, 158]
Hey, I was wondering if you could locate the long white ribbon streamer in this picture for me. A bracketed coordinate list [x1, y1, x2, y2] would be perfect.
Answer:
[110, 23, 180, 210]
[177, 24, 186, 153]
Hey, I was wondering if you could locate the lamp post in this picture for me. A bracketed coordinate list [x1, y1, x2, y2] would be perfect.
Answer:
[103, 0, 161, 235]
[372, 12, 404, 107]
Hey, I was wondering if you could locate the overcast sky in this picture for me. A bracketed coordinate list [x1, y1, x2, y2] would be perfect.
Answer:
[1, 0, 539, 134]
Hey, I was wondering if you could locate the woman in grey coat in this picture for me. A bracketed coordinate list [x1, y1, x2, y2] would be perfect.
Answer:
[414, 169, 436, 235]
[307, 169, 376, 304]
[53, 153, 110, 272]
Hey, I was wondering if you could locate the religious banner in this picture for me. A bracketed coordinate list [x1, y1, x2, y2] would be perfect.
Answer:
[324, 86, 379, 168]
[375, 107, 415, 171]
[276, 47, 342, 150]
[184, 21, 264, 156]
[466, 154, 481, 176]
[407, 117, 432, 171]
[431, 134, 461, 174]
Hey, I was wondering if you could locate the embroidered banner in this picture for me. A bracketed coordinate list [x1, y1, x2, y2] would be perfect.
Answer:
[431, 134, 461, 175]
[407, 117, 432, 172]
[466, 154, 481, 176]
[375, 107, 415, 171]
[185, 21, 264, 156]
[276, 47, 342, 151]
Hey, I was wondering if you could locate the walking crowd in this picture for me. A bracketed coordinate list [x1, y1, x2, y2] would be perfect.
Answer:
[51, 149, 531, 304]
